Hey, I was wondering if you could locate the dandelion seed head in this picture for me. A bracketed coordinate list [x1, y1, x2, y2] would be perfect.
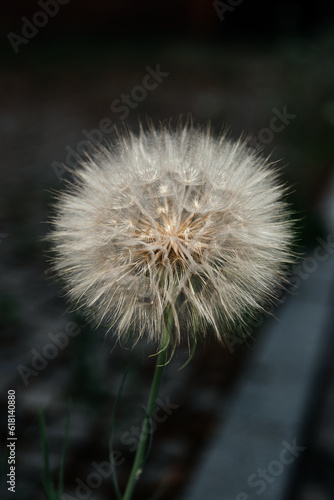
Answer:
[48, 122, 294, 345]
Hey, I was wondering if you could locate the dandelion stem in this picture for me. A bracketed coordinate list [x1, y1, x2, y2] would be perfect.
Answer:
[122, 315, 172, 500]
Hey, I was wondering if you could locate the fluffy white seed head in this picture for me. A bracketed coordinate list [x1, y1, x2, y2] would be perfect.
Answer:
[48, 123, 294, 345]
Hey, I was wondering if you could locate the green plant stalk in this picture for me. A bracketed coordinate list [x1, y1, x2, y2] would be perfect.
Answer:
[38, 408, 54, 498]
[122, 321, 171, 500]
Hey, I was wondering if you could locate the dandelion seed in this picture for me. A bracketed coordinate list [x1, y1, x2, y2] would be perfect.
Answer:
[48, 122, 294, 345]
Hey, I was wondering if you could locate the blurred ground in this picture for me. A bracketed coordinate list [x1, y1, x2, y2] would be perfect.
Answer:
[1, 14, 334, 500]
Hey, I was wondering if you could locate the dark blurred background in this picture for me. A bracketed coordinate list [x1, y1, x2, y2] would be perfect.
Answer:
[1, 1, 334, 499]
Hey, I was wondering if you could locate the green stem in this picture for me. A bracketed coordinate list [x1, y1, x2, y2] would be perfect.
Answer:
[122, 320, 172, 500]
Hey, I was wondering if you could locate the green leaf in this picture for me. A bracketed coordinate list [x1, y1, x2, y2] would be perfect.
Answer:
[58, 398, 72, 496]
